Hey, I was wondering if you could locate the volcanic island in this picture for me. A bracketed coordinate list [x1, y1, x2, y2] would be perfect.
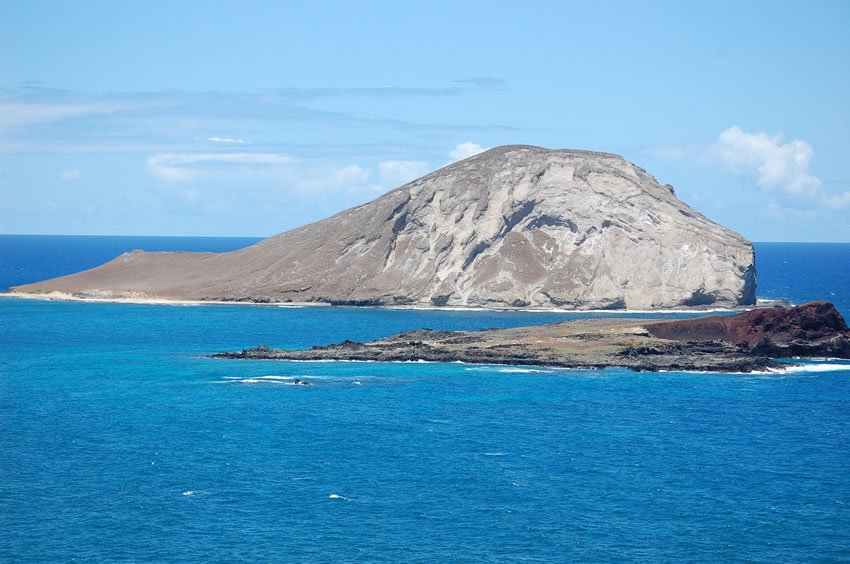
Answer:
[10, 146, 849, 371]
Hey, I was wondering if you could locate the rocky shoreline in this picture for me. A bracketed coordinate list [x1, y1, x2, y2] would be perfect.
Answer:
[212, 302, 850, 373]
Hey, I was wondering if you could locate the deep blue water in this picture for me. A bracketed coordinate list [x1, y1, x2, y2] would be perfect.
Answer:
[1, 236, 849, 561]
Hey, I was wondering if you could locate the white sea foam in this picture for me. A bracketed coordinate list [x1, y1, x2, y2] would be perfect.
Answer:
[483, 452, 506, 456]
[776, 363, 850, 374]
[283, 359, 377, 363]
[223, 374, 295, 381]
[182, 491, 194, 496]
[232, 377, 311, 385]
[0, 291, 327, 308]
[329, 493, 351, 501]
[224, 374, 329, 385]
[1, 291, 776, 315]
[463, 366, 550, 374]
[653, 362, 850, 376]
[377, 303, 753, 314]
[791, 357, 844, 362]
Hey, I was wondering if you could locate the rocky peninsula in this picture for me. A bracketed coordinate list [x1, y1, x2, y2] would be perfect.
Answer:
[11, 145, 755, 310]
[212, 302, 850, 372]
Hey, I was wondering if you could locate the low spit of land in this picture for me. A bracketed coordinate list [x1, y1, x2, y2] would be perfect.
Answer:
[213, 302, 850, 373]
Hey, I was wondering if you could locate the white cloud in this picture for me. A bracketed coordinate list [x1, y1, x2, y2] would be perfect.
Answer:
[823, 191, 850, 210]
[62, 168, 81, 180]
[710, 126, 822, 197]
[448, 141, 488, 163]
[207, 136, 247, 144]
[146, 152, 294, 182]
[378, 160, 430, 187]
[710, 126, 850, 209]
[0, 101, 129, 133]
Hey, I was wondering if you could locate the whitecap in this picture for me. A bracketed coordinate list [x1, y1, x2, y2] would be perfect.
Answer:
[329, 493, 352, 501]
[283, 359, 377, 363]
[222, 375, 295, 381]
[463, 366, 551, 374]
[182, 491, 194, 496]
[233, 378, 293, 385]
[483, 452, 506, 456]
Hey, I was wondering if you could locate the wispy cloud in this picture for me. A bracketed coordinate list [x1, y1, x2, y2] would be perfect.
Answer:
[0, 100, 134, 133]
[378, 160, 430, 187]
[822, 191, 850, 210]
[765, 202, 818, 220]
[453, 77, 507, 90]
[0, 84, 518, 156]
[448, 141, 489, 163]
[142, 141, 489, 212]
[146, 152, 294, 182]
[270, 77, 506, 101]
[296, 165, 372, 196]
[62, 168, 81, 180]
[207, 136, 247, 144]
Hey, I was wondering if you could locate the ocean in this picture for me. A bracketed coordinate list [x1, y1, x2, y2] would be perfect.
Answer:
[1, 236, 849, 561]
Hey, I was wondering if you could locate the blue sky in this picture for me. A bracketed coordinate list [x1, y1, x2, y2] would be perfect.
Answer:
[1, 0, 849, 241]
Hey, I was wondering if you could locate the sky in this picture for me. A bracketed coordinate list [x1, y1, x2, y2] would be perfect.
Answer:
[1, 0, 849, 241]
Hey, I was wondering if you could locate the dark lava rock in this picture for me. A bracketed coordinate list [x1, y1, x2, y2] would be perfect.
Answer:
[647, 301, 849, 349]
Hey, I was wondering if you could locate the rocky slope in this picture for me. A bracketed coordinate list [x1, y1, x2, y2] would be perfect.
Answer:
[214, 303, 850, 372]
[646, 300, 850, 357]
[12, 145, 756, 309]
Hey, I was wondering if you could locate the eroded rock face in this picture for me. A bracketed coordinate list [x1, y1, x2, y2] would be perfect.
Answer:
[647, 301, 850, 356]
[12, 145, 757, 309]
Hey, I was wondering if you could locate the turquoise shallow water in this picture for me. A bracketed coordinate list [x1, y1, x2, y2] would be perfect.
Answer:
[1, 237, 850, 561]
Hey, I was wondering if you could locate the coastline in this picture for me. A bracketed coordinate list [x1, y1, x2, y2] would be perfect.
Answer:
[0, 291, 331, 308]
[221, 359, 850, 376]
[0, 290, 775, 314]
[211, 303, 850, 373]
